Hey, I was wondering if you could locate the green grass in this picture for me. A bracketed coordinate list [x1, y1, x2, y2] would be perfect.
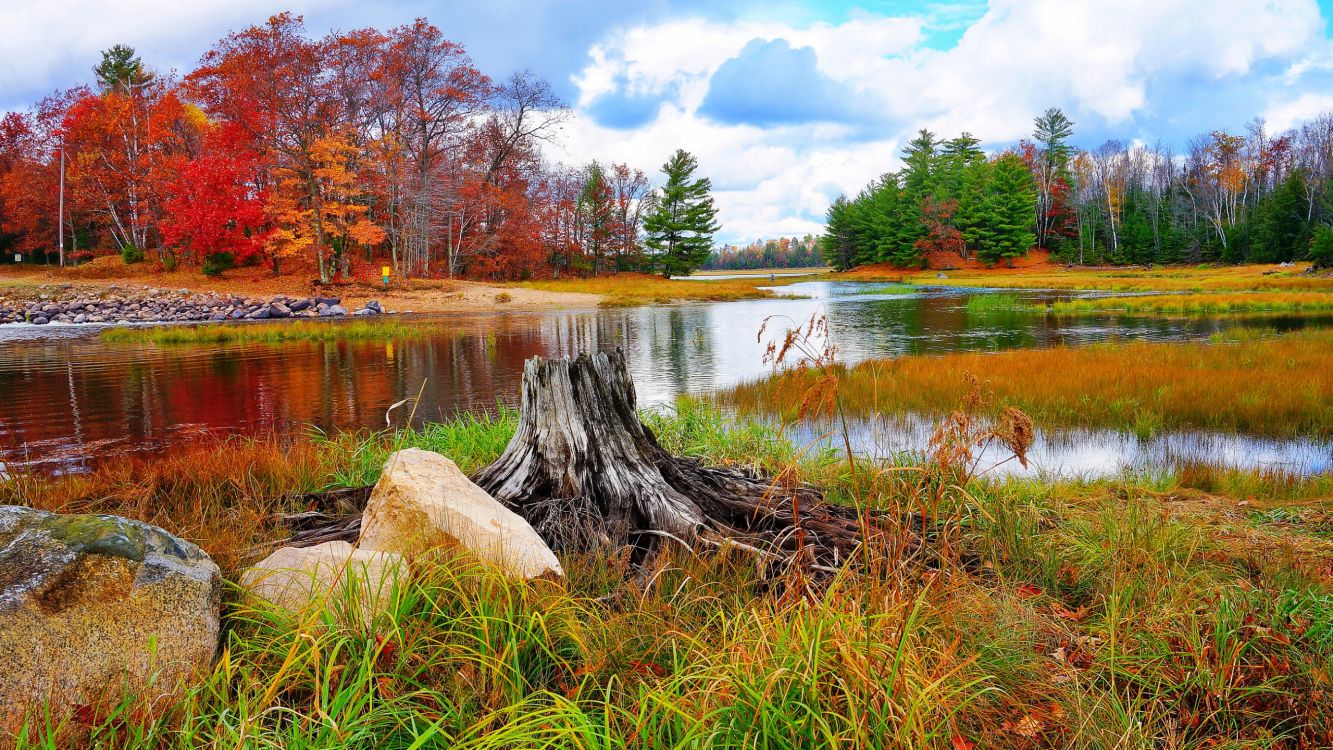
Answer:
[100, 319, 432, 345]
[962, 292, 1027, 314]
[4, 405, 1333, 747]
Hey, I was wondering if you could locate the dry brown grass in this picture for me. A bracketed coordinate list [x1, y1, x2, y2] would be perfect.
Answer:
[898, 262, 1332, 292]
[1042, 290, 1333, 315]
[521, 272, 787, 306]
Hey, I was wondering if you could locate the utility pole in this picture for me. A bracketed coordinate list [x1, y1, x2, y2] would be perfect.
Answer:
[57, 145, 66, 267]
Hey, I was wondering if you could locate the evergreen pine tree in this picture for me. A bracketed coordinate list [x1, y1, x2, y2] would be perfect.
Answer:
[977, 154, 1037, 264]
[643, 149, 721, 277]
[94, 44, 153, 94]
[820, 196, 857, 271]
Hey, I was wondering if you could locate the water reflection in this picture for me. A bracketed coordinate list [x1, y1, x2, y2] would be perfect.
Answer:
[1, 283, 1329, 475]
[789, 413, 1333, 479]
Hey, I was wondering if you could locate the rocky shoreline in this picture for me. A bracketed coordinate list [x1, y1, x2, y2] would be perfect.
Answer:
[0, 286, 386, 326]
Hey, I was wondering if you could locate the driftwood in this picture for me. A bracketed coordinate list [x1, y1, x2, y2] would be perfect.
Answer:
[276, 350, 904, 572]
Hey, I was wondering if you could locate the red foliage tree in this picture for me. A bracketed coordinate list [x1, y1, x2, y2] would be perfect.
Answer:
[160, 124, 269, 269]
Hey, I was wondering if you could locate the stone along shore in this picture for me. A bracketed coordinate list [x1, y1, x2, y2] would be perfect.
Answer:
[0, 286, 386, 325]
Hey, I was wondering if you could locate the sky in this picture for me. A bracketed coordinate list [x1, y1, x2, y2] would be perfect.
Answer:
[2, 1, 1333, 242]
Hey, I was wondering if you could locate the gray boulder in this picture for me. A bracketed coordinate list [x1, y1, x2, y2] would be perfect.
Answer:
[0, 506, 221, 731]
[320, 305, 348, 317]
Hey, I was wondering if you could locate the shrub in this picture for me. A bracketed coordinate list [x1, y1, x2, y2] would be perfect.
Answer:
[119, 243, 144, 264]
[201, 252, 235, 277]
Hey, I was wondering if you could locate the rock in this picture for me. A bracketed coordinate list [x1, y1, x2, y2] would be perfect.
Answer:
[288, 298, 312, 312]
[320, 305, 348, 317]
[240, 541, 406, 625]
[31, 316, 48, 325]
[353, 307, 376, 316]
[314, 296, 341, 307]
[72, 314, 88, 324]
[364, 300, 384, 314]
[269, 302, 292, 318]
[936, 272, 948, 279]
[0, 506, 221, 730]
[359, 449, 563, 579]
[246, 308, 271, 320]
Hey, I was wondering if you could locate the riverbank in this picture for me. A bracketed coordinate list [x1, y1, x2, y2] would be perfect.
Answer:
[0, 266, 601, 319]
[0, 261, 797, 321]
[4, 405, 1330, 747]
[832, 261, 1333, 292]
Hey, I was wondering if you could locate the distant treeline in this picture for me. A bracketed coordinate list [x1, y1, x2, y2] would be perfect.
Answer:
[822, 108, 1333, 270]
[705, 236, 823, 270]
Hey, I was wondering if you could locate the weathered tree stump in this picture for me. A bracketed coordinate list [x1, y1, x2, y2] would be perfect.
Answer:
[471, 350, 878, 568]
[280, 350, 896, 571]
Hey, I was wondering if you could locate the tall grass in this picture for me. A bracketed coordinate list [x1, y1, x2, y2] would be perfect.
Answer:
[717, 329, 1333, 439]
[101, 319, 432, 345]
[5, 406, 1333, 747]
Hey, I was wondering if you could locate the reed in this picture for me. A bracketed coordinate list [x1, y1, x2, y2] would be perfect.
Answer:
[5, 406, 1332, 747]
[100, 319, 431, 345]
[716, 329, 1333, 438]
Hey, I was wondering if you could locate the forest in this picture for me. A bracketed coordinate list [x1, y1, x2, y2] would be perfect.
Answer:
[704, 236, 822, 270]
[0, 14, 698, 282]
[823, 108, 1333, 270]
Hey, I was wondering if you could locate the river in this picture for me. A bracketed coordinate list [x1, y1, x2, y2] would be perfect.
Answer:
[1, 282, 1328, 476]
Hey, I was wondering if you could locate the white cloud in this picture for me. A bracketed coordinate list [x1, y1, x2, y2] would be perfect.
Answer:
[0, 0, 351, 102]
[557, 0, 1328, 242]
[1265, 92, 1333, 132]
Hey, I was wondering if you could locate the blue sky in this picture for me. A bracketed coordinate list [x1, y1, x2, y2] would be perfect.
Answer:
[2, 1, 1332, 241]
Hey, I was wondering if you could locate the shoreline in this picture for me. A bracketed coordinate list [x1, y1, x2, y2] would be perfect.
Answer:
[0, 270, 605, 324]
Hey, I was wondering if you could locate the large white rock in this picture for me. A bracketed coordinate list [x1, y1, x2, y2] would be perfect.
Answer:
[0, 506, 221, 731]
[240, 541, 405, 625]
[358, 448, 563, 579]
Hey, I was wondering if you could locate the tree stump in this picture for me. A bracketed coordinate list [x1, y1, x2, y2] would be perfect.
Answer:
[471, 350, 875, 568]
[280, 350, 893, 572]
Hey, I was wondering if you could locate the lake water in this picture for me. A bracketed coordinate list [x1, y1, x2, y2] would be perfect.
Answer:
[1, 282, 1329, 476]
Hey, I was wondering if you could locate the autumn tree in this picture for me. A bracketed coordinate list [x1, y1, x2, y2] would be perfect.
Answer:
[160, 124, 268, 274]
[63, 50, 198, 263]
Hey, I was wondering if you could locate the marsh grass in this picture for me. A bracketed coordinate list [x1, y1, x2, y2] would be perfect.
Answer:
[904, 263, 1333, 293]
[100, 319, 431, 345]
[963, 292, 1028, 313]
[4, 403, 1333, 747]
[717, 329, 1333, 439]
[1039, 291, 1333, 316]
[520, 273, 785, 307]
